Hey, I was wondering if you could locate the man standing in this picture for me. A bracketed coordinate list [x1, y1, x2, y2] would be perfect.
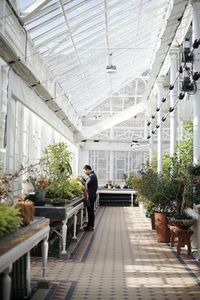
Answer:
[83, 165, 98, 231]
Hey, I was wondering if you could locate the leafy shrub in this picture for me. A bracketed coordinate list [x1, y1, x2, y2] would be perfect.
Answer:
[0, 205, 21, 237]
[44, 142, 72, 180]
[45, 178, 84, 201]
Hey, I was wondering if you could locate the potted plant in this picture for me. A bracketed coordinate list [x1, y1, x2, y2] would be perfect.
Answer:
[0, 164, 38, 235]
[138, 163, 188, 242]
[0, 204, 21, 237]
[45, 178, 84, 206]
[188, 163, 200, 179]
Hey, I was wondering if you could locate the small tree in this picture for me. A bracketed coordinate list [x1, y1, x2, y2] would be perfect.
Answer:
[44, 142, 72, 180]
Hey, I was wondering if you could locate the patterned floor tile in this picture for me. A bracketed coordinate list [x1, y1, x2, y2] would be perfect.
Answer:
[32, 207, 200, 299]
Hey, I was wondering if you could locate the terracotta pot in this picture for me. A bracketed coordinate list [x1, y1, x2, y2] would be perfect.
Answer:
[151, 213, 155, 230]
[154, 212, 170, 243]
[14, 200, 35, 226]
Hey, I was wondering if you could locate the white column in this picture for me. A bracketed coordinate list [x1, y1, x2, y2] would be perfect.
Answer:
[192, 0, 200, 163]
[131, 192, 133, 207]
[109, 128, 114, 182]
[169, 48, 179, 157]
[26, 251, 31, 297]
[80, 207, 84, 229]
[41, 235, 49, 282]
[61, 220, 67, 254]
[149, 122, 153, 164]
[1, 265, 12, 300]
[72, 213, 77, 239]
[85, 206, 88, 223]
[6, 71, 16, 173]
[156, 78, 164, 174]
[0, 63, 8, 173]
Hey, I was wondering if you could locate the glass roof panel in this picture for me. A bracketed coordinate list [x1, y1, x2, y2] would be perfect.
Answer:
[18, 0, 36, 11]
[20, 0, 171, 115]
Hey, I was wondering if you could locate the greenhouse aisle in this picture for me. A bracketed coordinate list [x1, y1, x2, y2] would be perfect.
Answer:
[32, 207, 200, 300]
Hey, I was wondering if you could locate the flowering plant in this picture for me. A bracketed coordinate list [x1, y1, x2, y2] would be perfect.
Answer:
[38, 177, 49, 187]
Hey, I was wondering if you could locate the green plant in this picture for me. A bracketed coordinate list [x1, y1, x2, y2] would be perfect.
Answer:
[125, 173, 141, 190]
[138, 163, 186, 216]
[0, 204, 21, 237]
[44, 142, 72, 181]
[188, 163, 200, 176]
[45, 178, 84, 201]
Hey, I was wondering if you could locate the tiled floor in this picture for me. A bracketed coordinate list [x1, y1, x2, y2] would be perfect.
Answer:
[32, 207, 200, 299]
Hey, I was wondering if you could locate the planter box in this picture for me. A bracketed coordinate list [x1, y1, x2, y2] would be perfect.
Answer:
[34, 196, 83, 221]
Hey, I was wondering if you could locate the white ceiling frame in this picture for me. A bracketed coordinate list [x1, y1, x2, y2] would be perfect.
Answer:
[33, 21, 66, 43]
[56, 0, 133, 35]
[73, 16, 150, 52]
[36, 22, 103, 60]
[75, 74, 147, 113]
[85, 0, 186, 116]
[63, 55, 146, 91]
[40, 23, 106, 56]
[23, 0, 89, 24]
[28, 10, 64, 34]
[68, 36, 140, 71]
[35, 29, 70, 49]
[27, 2, 104, 35]
[23, 0, 65, 23]
[23, 0, 179, 121]
[35, 5, 142, 56]
[58, 0, 93, 101]
[75, 102, 146, 142]
[80, 65, 149, 112]
[63, 2, 103, 25]
[50, 57, 78, 73]
[65, 61, 142, 93]
[20, 0, 51, 17]
[73, 7, 137, 40]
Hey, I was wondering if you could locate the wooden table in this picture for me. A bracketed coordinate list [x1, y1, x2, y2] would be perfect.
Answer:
[34, 196, 84, 256]
[97, 189, 138, 206]
[169, 225, 193, 255]
[0, 217, 50, 300]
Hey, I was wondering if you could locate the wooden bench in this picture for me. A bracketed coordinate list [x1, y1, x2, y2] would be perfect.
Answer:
[169, 225, 193, 255]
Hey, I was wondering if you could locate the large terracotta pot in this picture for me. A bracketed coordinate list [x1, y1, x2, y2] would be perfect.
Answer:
[14, 200, 35, 226]
[154, 212, 170, 243]
[151, 213, 155, 230]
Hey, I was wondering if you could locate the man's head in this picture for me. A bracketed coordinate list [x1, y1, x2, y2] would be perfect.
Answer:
[83, 165, 92, 176]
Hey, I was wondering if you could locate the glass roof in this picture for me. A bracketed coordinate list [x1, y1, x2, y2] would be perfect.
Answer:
[19, 0, 171, 117]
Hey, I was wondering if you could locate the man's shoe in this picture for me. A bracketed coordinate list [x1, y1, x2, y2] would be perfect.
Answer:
[84, 226, 94, 231]
[83, 226, 90, 231]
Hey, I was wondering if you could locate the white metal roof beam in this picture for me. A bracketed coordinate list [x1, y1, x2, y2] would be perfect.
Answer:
[24, 0, 85, 24]
[83, 0, 188, 115]
[20, 0, 51, 20]
[58, 0, 92, 100]
[75, 102, 146, 142]
[78, 72, 146, 113]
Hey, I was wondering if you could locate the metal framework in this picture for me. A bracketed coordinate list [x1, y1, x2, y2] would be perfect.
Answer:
[18, 0, 172, 119]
